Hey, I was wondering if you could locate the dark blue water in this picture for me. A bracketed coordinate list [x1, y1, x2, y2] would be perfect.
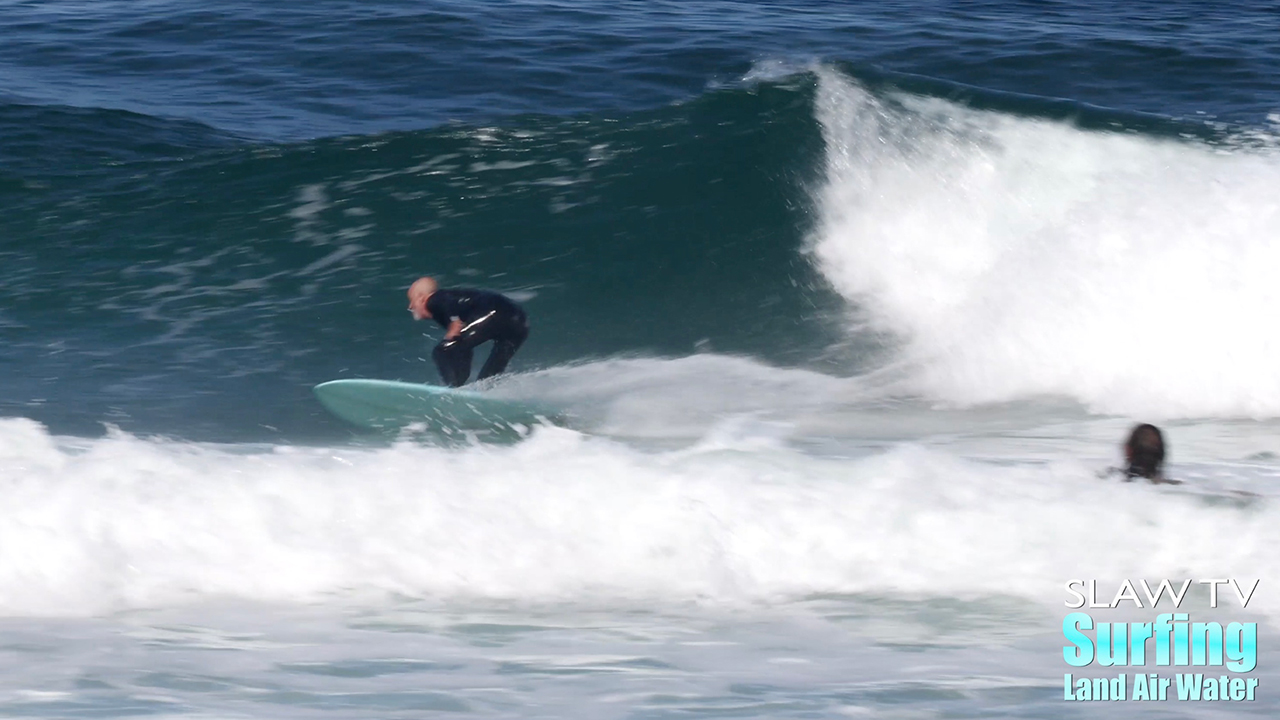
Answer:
[3, 0, 1279, 440]
[6, 1, 1278, 138]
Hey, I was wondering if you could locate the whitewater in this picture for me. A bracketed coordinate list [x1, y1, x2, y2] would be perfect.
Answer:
[1, 408, 1277, 617]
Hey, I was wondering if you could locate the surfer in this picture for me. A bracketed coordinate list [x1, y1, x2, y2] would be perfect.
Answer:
[407, 276, 530, 387]
[1116, 423, 1181, 484]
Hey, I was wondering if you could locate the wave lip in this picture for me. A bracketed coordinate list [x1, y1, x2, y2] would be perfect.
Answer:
[809, 67, 1280, 419]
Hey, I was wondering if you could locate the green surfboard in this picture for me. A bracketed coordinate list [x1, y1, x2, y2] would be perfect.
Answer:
[314, 379, 560, 431]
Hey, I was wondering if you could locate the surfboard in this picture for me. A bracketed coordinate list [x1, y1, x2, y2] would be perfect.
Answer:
[313, 379, 560, 431]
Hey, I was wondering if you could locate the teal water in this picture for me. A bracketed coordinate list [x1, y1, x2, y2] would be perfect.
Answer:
[2, 1, 1279, 440]
[2, 79, 844, 439]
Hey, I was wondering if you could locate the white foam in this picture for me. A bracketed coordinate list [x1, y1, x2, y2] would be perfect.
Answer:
[808, 67, 1280, 418]
[492, 355, 856, 440]
[0, 417, 1274, 617]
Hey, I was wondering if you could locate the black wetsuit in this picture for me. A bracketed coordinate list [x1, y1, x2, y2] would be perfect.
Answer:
[427, 289, 529, 387]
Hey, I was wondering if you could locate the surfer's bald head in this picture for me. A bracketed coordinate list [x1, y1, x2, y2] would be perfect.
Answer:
[409, 276, 437, 297]
[1124, 423, 1165, 481]
[407, 276, 438, 320]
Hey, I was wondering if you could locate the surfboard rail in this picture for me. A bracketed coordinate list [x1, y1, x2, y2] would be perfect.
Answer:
[313, 378, 560, 431]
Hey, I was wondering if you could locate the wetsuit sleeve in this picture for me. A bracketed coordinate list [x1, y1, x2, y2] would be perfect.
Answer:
[427, 290, 476, 328]
[425, 293, 454, 329]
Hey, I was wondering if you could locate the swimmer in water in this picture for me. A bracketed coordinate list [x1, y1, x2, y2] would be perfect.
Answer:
[1117, 423, 1181, 484]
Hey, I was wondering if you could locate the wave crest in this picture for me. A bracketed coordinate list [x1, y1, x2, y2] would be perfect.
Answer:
[810, 67, 1280, 418]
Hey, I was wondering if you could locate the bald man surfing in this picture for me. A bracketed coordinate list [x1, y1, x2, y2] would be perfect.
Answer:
[407, 277, 530, 387]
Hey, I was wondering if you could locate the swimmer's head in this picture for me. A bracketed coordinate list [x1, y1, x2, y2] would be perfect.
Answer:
[1124, 423, 1165, 481]
[407, 276, 438, 320]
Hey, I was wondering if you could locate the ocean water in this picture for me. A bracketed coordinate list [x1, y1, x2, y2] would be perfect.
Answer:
[2, 1, 1279, 717]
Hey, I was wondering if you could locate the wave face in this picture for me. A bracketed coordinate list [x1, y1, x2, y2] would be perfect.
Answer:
[810, 68, 1280, 418]
[0, 83, 849, 439]
[5, 65, 1280, 439]
[5, 1, 1280, 437]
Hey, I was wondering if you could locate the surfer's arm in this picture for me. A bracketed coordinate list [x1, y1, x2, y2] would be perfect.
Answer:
[444, 318, 464, 340]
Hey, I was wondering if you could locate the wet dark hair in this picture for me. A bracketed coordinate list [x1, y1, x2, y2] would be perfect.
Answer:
[1124, 423, 1165, 480]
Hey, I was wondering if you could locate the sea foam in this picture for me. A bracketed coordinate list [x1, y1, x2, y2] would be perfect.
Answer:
[0, 417, 1273, 616]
